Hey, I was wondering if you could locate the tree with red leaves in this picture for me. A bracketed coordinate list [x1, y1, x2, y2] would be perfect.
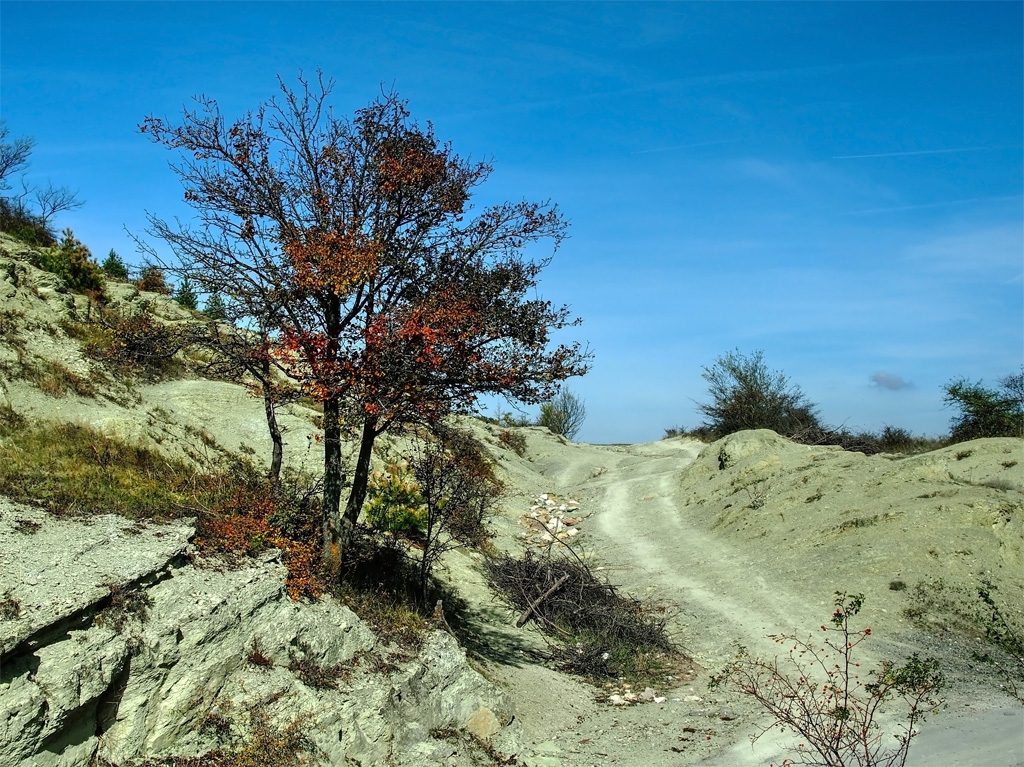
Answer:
[142, 73, 589, 568]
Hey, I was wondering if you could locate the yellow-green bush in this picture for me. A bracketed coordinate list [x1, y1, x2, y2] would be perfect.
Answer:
[363, 456, 426, 537]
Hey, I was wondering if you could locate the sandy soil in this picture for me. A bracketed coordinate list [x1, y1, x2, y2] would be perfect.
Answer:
[453, 423, 1024, 767]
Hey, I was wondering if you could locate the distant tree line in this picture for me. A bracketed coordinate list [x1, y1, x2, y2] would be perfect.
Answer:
[665, 349, 1023, 451]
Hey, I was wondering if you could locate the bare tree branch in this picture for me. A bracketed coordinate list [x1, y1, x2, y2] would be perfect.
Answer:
[0, 123, 34, 189]
[34, 183, 84, 223]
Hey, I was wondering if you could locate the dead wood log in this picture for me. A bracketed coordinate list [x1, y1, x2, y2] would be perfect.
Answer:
[516, 573, 571, 628]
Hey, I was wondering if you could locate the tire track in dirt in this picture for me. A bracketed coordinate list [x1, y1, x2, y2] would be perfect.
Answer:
[485, 431, 1024, 766]
[584, 441, 849, 666]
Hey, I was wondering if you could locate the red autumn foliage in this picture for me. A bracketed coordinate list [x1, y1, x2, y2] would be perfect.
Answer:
[284, 227, 379, 297]
[142, 72, 589, 568]
[194, 477, 325, 602]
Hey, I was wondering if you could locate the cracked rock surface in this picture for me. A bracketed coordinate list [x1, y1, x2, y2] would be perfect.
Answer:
[0, 502, 518, 767]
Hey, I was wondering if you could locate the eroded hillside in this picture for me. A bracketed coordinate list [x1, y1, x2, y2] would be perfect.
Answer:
[1, 235, 1022, 767]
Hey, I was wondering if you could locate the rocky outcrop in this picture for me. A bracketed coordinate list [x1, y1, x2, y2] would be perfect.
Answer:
[0, 500, 519, 766]
[0, 233, 527, 766]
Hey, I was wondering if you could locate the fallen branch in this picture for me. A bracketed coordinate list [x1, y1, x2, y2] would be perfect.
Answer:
[516, 574, 570, 627]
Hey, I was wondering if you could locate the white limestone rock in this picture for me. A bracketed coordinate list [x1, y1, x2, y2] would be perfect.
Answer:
[0, 502, 519, 767]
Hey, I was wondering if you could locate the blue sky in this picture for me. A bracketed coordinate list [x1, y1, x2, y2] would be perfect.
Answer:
[2, 1, 1021, 443]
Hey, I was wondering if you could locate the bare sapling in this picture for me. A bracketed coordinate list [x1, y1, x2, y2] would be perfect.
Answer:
[710, 592, 944, 767]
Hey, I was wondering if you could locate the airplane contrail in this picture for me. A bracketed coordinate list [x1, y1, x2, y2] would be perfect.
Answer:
[842, 194, 1020, 215]
[832, 147, 988, 160]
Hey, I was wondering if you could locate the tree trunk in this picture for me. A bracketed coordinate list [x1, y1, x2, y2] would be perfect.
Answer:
[261, 357, 283, 483]
[322, 396, 345, 570]
[321, 297, 346, 572]
[420, 515, 436, 605]
[343, 414, 379, 528]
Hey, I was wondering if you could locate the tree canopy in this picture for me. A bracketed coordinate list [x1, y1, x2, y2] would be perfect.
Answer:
[142, 73, 589, 566]
[698, 349, 819, 438]
[944, 370, 1024, 442]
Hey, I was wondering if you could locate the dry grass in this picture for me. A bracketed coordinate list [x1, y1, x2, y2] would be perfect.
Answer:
[0, 411, 326, 600]
[286, 641, 351, 690]
[26, 358, 97, 398]
[335, 531, 431, 649]
[0, 414, 203, 520]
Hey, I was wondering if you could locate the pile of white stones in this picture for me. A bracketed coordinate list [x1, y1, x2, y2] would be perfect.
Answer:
[606, 685, 668, 706]
[518, 492, 583, 545]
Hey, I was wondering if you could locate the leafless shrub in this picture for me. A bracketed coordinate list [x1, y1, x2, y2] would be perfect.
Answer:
[406, 426, 503, 599]
[95, 582, 153, 633]
[537, 386, 587, 440]
[245, 638, 275, 669]
[83, 303, 191, 378]
[789, 423, 884, 455]
[0, 123, 32, 187]
[497, 429, 527, 456]
[699, 349, 819, 438]
[0, 123, 83, 237]
[743, 478, 771, 510]
[30, 182, 84, 223]
[14, 518, 41, 534]
[711, 593, 944, 767]
[980, 478, 1018, 492]
[0, 594, 21, 620]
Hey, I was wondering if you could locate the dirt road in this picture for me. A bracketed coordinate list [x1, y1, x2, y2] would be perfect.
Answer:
[472, 428, 1024, 766]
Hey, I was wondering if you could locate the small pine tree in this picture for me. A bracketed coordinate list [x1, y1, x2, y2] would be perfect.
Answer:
[203, 292, 228, 320]
[33, 228, 105, 294]
[174, 277, 199, 310]
[101, 249, 129, 280]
